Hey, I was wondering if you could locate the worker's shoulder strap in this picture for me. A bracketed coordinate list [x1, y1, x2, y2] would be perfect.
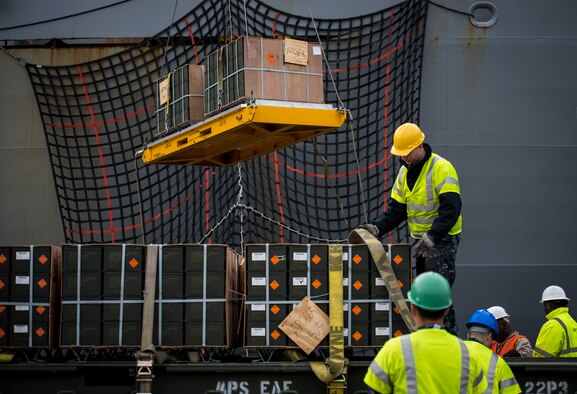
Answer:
[348, 228, 416, 332]
[552, 317, 577, 355]
[553, 317, 569, 342]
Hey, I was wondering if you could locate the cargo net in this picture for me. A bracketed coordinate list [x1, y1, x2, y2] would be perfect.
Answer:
[27, 0, 428, 249]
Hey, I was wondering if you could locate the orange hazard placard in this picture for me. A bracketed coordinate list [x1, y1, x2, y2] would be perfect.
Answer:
[129, 258, 139, 269]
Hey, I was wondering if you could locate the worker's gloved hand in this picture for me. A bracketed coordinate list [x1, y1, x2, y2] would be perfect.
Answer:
[503, 350, 521, 358]
[416, 232, 435, 256]
[356, 224, 379, 238]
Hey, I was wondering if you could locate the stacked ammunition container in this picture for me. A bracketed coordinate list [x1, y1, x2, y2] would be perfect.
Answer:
[0, 246, 59, 347]
[59, 244, 240, 348]
[154, 244, 240, 348]
[204, 37, 324, 115]
[244, 244, 412, 348]
[1, 242, 409, 352]
[156, 64, 204, 135]
[60, 244, 145, 347]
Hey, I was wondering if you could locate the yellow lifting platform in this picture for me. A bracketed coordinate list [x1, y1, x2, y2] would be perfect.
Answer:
[141, 100, 347, 167]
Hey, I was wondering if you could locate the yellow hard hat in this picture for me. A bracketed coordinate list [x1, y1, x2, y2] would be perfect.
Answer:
[390, 123, 425, 156]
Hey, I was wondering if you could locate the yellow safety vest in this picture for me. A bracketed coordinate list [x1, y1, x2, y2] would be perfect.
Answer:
[391, 153, 462, 239]
[364, 329, 487, 394]
[533, 307, 577, 357]
[465, 340, 521, 394]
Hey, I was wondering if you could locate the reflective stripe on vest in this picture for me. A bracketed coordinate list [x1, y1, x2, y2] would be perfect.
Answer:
[459, 340, 471, 394]
[392, 168, 405, 199]
[435, 176, 459, 194]
[369, 359, 391, 386]
[533, 347, 556, 357]
[554, 317, 577, 356]
[401, 335, 417, 393]
[500, 377, 519, 389]
[400, 335, 475, 394]
[483, 352, 499, 394]
[405, 156, 440, 212]
[405, 156, 442, 237]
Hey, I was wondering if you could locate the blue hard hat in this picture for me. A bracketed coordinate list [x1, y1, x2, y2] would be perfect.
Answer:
[466, 309, 499, 340]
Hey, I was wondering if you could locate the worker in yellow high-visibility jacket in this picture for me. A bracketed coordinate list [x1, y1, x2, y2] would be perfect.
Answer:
[357, 123, 462, 334]
[533, 285, 577, 357]
[464, 309, 521, 394]
[364, 272, 486, 394]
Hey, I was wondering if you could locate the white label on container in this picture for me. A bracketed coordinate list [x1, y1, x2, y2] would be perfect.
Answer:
[16, 276, 30, 285]
[251, 252, 266, 262]
[251, 304, 266, 311]
[343, 328, 349, 337]
[312, 46, 321, 56]
[293, 252, 308, 261]
[14, 325, 29, 334]
[293, 277, 307, 286]
[15, 305, 30, 311]
[342, 252, 348, 260]
[375, 327, 390, 336]
[343, 303, 349, 311]
[251, 277, 266, 286]
[375, 303, 390, 311]
[16, 251, 30, 260]
[343, 278, 349, 286]
[251, 328, 266, 337]
[375, 278, 385, 286]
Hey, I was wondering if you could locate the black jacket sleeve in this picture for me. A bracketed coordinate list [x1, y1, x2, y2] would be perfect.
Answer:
[428, 192, 462, 241]
[370, 199, 407, 237]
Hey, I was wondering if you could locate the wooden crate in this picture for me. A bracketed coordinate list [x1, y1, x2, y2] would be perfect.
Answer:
[156, 64, 204, 135]
[204, 36, 324, 115]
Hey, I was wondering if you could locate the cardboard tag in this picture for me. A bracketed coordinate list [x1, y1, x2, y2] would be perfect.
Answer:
[159, 78, 170, 105]
[284, 38, 308, 66]
[278, 296, 329, 354]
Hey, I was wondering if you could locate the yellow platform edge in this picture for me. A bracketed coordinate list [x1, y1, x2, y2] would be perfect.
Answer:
[142, 100, 347, 167]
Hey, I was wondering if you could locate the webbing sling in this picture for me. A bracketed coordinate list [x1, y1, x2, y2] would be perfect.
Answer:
[308, 244, 346, 386]
[136, 244, 159, 394]
[349, 228, 416, 332]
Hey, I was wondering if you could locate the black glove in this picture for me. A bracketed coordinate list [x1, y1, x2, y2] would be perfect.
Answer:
[503, 350, 521, 358]
[356, 224, 379, 238]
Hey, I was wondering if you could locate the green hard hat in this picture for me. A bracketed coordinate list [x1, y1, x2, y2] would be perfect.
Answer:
[408, 272, 452, 311]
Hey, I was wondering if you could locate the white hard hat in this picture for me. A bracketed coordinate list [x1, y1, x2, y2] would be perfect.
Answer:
[540, 285, 571, 303]
[487, 306, 510, 321]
